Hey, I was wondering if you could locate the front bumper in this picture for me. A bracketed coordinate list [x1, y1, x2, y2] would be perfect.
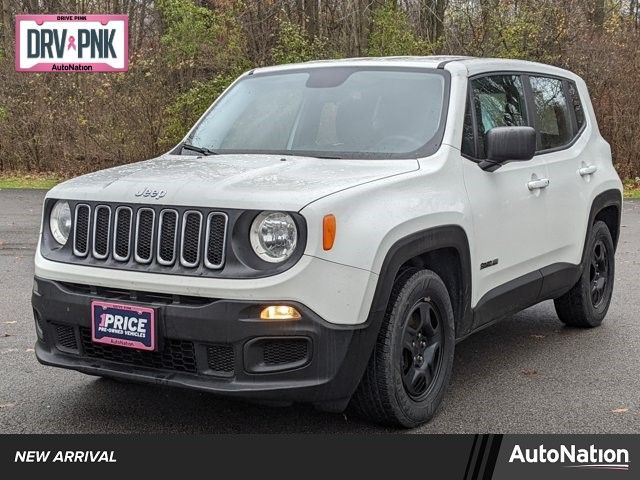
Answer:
[34, 248, 379, 326]
[32, 277, 376, 409]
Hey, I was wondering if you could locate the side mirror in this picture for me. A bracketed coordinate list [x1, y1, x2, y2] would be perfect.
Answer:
[479, 126, 536, 171]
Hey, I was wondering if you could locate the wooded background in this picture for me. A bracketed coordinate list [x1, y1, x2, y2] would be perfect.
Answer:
[0, 0, 639, 178]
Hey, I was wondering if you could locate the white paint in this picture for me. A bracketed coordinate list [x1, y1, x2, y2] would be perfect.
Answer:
[37, 56, 623, 325]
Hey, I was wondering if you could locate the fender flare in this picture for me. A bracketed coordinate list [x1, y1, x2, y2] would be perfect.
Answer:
[332, 225, 472, 401]
[579, 189, 622, 273]
[366, 225, 473, 333]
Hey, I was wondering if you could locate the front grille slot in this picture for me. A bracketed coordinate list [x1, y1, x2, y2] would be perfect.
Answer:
[59, 282, 215, 306]
[80, 328, 197, 373]
[113, 207, 132, 261]
[180, 211, 202, 268]
[157, 209, 178, 265]
[92, 206, 111, 259]
[135, 208, 155, 264]
[263, 340, 309, 366]
[73, 204, 90, 257]
[55, 324, 78, 351]
[205, 213, 227, 269]
[206, 344, 235, 375]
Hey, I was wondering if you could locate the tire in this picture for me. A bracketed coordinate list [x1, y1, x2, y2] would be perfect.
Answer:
[554, 220, 615, 328]
[350, 269, 455, 428]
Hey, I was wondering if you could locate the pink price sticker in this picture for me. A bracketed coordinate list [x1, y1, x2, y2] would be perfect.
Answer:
[15, 14, 128, 72]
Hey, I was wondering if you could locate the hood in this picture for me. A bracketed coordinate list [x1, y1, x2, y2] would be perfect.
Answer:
[47, 154, 419, 211]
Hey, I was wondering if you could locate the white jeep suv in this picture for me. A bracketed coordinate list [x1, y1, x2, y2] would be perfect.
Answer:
[33, 56, 623, 427]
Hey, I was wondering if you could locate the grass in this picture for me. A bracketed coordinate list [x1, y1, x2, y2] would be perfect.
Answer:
[623, 179, 640, 199]
[0, 174, 63, 190]
[625, 189, 640, 199]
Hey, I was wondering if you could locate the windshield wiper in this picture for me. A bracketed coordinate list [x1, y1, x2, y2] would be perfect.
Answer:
[309, 154, 343, 159]
[181, 142, 218, 156]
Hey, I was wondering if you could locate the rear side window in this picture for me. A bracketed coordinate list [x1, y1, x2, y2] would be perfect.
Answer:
[470, 75, 527, 158]
[567, 81, 585, 130]
[529, 76, 572, 151]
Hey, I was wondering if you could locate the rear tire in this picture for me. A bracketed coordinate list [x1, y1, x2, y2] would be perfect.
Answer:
[554, 221, 615, 328]
[351, 269, 455, 428]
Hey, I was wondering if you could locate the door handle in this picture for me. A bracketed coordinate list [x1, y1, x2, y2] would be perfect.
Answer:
[527, 178, 550, 191]
[579, 165, 597, 176]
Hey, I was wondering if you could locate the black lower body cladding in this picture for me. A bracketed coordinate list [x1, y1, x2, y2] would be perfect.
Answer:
[31, 277, 373, 410]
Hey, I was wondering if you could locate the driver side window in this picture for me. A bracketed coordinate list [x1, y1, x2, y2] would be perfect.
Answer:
[468, 75, 528, 159]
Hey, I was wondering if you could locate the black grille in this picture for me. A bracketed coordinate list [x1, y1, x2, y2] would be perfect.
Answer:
[60, 282, 215, 306]
[93, 206, 111, 258]
[55, 324, 78, 351]
[136, 209, 154, 263]
[206, 344, 234, 374]
[114, 208, 132, 260]
[205, 213, 226, 268]
[158, 210, 178, 264]
[73, 204, 228, 271]
[73, 205, 90, 256]
[181, 212, 202, 267]
[80, 328, 197, 373]
[263, 340, 308, 366]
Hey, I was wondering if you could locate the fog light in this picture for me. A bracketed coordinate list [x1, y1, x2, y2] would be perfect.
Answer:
[260, 305, 301, 320]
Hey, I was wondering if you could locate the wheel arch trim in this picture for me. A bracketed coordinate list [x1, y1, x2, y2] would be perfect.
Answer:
[365, 224, 473, 338]
[336, 225, 473, 403]
[581, 189, 622, 267]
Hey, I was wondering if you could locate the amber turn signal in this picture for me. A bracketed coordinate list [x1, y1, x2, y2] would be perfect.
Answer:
[260, 305, 301, 320]
[323, 214, 337, 251]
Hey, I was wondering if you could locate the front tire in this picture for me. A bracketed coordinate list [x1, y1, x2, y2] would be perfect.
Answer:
[554, 220, 615, 328]
[351, 269, 455, 428]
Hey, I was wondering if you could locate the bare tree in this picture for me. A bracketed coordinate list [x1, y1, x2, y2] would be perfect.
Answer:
[1, 0, 10, 54]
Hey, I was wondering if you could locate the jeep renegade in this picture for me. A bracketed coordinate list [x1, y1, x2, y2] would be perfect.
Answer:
[33, 56, 623, 427]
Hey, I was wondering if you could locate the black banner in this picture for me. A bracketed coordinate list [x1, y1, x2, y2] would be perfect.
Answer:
[0, 434, 637, 478]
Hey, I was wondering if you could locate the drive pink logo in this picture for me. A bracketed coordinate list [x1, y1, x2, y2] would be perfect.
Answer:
[15, 14, 128, 72]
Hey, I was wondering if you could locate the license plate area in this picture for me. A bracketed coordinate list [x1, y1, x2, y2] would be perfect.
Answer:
[91, 300, 156, 351]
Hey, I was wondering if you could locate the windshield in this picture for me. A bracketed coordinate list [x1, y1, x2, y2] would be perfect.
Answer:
[187, 67, 448, 159]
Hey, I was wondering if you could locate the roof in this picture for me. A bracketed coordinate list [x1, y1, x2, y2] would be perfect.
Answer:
[252, 56, 578, 80]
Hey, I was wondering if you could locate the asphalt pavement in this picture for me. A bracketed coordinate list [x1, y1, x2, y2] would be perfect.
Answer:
[0, 189, 638, 433]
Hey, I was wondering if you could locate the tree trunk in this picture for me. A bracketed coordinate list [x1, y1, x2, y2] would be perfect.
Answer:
[1, 0, 10, 55]
[304, 0, 318, 36]
[592, 0, 606, 32]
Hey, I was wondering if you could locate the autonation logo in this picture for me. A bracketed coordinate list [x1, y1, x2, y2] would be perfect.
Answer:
[509, 444, 630, 471]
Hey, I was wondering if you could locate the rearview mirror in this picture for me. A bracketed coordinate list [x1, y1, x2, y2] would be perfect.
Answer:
[480, 126, 536, 171]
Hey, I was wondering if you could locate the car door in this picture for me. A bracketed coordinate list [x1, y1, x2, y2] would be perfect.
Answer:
[461, 74, 551, 327]
[526, 75, 591, 271]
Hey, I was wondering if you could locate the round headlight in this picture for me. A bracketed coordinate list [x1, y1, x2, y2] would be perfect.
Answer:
[250, 212, 298, 263]
[49, 200, 72, 245]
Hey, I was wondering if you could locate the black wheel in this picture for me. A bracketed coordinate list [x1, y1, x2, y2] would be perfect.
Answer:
[554, 221, 615, 328]
[350, 269, 455, 428]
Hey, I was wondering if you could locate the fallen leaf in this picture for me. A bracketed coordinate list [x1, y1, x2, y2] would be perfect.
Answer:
[530, 334, 545, 339]
[0, 333, 11, 338]
[0, 403, 15, 409]
[25, 348, 34, 353]
[3, 321, 16, 325]
[612, 408, 629, 414]
[521, 369, 538, 376]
